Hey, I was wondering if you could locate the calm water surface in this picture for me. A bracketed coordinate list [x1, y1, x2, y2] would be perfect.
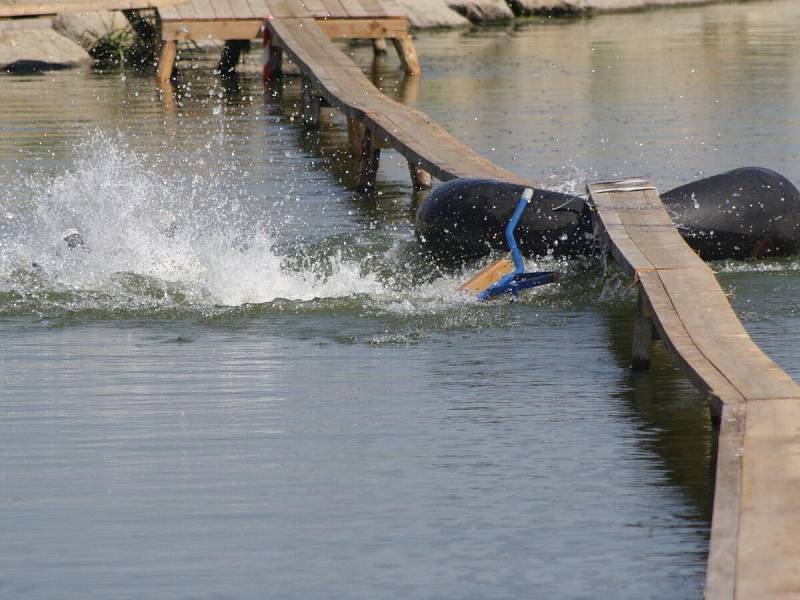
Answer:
[2, 2, 800, 598]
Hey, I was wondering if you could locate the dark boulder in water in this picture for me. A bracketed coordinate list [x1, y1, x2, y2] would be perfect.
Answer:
[415, 167, 800, 262]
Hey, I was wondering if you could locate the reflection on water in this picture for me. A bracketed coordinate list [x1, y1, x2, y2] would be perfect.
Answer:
[1, 1, 799, 598]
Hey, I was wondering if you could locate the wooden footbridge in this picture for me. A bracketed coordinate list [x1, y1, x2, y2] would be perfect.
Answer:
[588, 180, 800, 599]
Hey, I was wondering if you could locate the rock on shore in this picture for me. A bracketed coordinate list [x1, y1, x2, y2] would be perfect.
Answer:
[53, 11, 131, 51]
[0, 29, 90, 72]
[395, 0, 471, 27]
[403, 0, 737, 22]
[446, 0, 514, 22]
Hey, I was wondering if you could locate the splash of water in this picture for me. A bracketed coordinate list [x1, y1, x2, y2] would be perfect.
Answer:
[0, 134, 388, 309]
[0, 135, 609, 326]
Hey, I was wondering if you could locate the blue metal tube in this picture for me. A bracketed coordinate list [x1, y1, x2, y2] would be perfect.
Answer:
[475, 187, 557, 302]
[505, 188, 533, 273]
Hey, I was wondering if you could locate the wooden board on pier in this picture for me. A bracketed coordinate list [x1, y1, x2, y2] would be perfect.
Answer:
[0, 0, 185, 18]
[588, 178, 800, 600]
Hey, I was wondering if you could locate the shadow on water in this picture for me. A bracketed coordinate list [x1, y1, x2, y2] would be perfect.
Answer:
[604, 304, 716, 525]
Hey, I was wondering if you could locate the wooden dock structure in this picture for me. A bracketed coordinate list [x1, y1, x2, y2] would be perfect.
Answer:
[587, 179, 800, 599]
[156, 0, 421, 84]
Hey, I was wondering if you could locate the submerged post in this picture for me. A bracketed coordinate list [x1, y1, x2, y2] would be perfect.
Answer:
[156, 40, 177, 84]
[219, 40, 249, 75]
[390, 33, 420, 76]
[631, 291, 654, 370]
[347, 117, 364, 156]
[357, 128, 380, 193]
[262, 18, 282, 82]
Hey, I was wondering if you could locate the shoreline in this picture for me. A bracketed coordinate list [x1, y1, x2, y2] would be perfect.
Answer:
[0, 0, 772, 72]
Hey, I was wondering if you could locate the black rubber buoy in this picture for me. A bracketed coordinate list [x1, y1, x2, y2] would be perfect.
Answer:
[662, 167, 800, 260]
[415, 167, 800, 262]
[415, 178, 593, 264]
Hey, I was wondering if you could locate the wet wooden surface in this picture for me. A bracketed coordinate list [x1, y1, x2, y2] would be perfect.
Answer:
[588, 179, 800, 600]
[0, 0, 184, 17]
[159, 0, 402, 20]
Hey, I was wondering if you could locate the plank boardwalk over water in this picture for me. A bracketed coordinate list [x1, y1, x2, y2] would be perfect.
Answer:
[266, 16, 535, 185]
[587, 179, 800, 600]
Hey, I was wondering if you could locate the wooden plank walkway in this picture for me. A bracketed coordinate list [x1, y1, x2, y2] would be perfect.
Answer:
[0, 0, 184, 18]
[587, 179, 800, 600]
[265, 14, 535, 189]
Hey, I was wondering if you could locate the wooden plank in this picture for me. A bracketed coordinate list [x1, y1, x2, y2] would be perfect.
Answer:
[315, 17, 407, 39]
[226, 0, 254, 17]
[265, 0, 310, 17]
[319, 0, 347, 18]
[174, 0, 197, 18]
[246, 0, 270, 17]
[158, 4, 182, 18]
[0, 0, 185, 17]
[705, 401, 745, 600]
[0, 15, 53, 30]
[374, 0, 404, 17]
[188, 0, 215, 18]
[357, 0, 389, 18]
[736, 398, 800, 598]
[589, 179, 800, 599]
[162, 18, 262, 40]
[338, 0, 368, 18]
[300, 0, 327, 17]
[212, 0, 236, 19]
[459, 259, 514, 296]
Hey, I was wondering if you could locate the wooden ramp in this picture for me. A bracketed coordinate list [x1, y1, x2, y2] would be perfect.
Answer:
[588, 179, 800, 600]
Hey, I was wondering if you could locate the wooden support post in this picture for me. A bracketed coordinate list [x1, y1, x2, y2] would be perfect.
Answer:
[269, 44, 283, 77]
[357, 128, 381, 193]
[302, 78, 321, 128]
[372, 38, 388, 55]
[219, 40, 249, 76]
[391, 33, 420, 76]
[156, 40, 177, 84]
[408, 161, 432, 190]
[631, 292, 654, 370]
[347, 117, 365, 156]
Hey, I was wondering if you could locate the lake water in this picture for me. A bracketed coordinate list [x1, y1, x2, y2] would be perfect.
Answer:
[2, 2, 799, 598]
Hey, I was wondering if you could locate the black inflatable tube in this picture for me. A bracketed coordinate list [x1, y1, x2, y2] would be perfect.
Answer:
[415, 167, 800, 263]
